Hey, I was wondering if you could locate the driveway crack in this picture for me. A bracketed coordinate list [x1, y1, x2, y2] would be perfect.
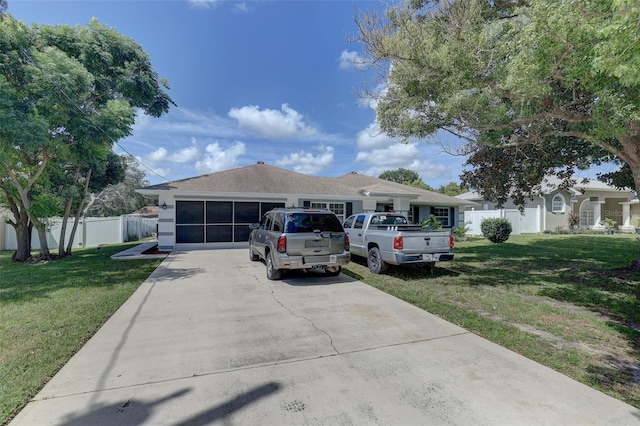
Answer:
[266, 283, 339, 355]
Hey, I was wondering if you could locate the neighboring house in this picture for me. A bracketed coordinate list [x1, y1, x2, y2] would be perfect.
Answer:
[138, 162, 475, 251]
[457, 177, 638, 234]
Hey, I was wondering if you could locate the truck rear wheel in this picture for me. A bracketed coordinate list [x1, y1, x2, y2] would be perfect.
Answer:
[325, 266, 341, 277]
[367, 247, 387, 274]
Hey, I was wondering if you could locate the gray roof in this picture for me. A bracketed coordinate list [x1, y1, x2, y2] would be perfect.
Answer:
[336, 172, 472, 206]
[143, 163, 473, 206]
[144, 163, 359, 196]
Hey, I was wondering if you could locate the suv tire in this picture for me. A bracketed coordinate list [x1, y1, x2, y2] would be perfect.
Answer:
[249, 244, 259, 261]
[266, 251, 282, 280]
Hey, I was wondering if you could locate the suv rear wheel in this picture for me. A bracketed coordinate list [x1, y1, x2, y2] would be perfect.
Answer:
[266, 251, 282, 280]
[249, 244, 259, 261]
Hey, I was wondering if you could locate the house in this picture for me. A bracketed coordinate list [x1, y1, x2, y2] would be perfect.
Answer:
[457, 177, 638, 234]
[138, 162, 475, 251]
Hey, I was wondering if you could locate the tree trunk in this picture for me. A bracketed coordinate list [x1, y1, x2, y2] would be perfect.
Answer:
[1, 186, 33, 262]
[58, 197, 73, 255]
[625, 154, 640, 271]
[34, 222, 51, 259]
[10, 219, 31, 262]
[65, 168, 92, 256]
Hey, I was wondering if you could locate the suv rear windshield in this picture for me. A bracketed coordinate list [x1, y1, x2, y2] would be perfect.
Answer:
[284, 213, 343, 233]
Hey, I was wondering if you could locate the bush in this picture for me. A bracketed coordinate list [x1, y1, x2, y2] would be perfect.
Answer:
[480, 218, 512, 243]
[452, 224, 470, 242]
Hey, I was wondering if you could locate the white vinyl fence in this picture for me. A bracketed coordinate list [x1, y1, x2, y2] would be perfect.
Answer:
[4, 215, 157, 251]
[464, 207, 541, 236]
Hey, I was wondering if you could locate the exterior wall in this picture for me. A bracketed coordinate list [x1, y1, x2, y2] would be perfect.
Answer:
[601, 198, 626, 226]
[156, 193, 467, 251]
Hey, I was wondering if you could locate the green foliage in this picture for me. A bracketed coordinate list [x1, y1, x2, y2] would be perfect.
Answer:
[452, 223, 469, 241]
[480, 217, 512, 243]
[420, 214, 442, 230]
[357, 0, 640, 207]
[567, 212, 580, 231]
[0, 14, 172, 260]
[437, 181, 466, 196]
[379, 168, 420, 184]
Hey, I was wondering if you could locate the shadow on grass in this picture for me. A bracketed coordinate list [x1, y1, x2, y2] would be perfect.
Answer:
[347, 254, 460, 279]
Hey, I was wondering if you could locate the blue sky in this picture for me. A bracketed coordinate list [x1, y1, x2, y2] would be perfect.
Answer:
[8, 0, 471, 187]
[7, 0, 612, 188]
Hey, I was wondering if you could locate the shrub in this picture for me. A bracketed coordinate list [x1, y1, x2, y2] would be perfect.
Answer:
[567, 212, 580, 230]
[452, 223, 470, 242]
[480, 217, 512, 243]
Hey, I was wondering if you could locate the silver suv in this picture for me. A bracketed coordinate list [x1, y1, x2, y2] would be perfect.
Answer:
[248, 207, 350, 280]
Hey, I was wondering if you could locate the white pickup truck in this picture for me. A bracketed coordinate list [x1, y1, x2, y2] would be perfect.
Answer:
[343, 212, 454, 274]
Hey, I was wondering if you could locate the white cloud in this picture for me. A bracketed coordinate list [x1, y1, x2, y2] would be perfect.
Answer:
[354, 140, 451, 182]
[356, 122, 396, 150]
[143, 140, 200, 164]
[195, 141, 247, 174]
[276, 145, 334, 175]
[355, 143, 420, 167]
[339, 50, 369, 71]
[188, 0, 221, 9]
[232, 2, 249, 13]
[145, 147, 168, 163]
[168, 139, 200, 163]
[228, 103, 317, 138]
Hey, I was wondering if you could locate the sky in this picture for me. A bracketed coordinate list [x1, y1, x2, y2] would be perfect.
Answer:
[6, 0, 613, 188]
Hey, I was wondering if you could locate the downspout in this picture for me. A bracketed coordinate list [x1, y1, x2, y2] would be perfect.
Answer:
[539, 195, 546, 232]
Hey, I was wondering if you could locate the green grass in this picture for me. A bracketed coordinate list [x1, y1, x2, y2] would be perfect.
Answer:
[344, 234, 640, 409]
[0, 243, 163, 425]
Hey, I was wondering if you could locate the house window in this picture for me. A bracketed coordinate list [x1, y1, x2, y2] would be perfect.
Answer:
[310, 202, 346, 222]
[579, 199, 595, 227]
[552, 194, 565, 213]
[431, 207, 451, 227]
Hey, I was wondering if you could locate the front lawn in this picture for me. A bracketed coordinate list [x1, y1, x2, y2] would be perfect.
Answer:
[0, 244, 163, 425]
[344, 233, 640, 409]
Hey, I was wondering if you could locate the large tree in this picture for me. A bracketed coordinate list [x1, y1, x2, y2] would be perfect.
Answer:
[357, 0, 640, 205]
[84, 156, 151, 217]
[0, 15, 172, 261]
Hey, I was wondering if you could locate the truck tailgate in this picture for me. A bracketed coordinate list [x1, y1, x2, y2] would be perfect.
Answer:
[401, 232, 451, 253]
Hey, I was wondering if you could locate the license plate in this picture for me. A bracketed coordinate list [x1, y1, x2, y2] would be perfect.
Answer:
[305, 239, 330, 248]
[422, 254, 433, 261]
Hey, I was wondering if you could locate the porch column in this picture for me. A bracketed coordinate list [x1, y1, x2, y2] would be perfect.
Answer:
[592, 201, 606, 230]
[619, 200, 640, 233]
[392, 198, 410, 218]
[157, 196, 174, 251]
[362, 198, 377, 212]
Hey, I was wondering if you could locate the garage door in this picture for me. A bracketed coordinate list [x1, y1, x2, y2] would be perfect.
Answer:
[175, 201, 285, 248]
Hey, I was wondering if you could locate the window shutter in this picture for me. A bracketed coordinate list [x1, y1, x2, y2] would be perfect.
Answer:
[450, 207, 455, 227]
[346, 202, 353, 217]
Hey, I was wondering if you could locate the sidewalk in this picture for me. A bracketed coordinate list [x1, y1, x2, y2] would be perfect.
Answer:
[11, 249, 640, 425]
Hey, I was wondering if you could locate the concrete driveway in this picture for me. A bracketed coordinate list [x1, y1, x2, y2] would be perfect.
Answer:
[11, 249, 640, 425]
